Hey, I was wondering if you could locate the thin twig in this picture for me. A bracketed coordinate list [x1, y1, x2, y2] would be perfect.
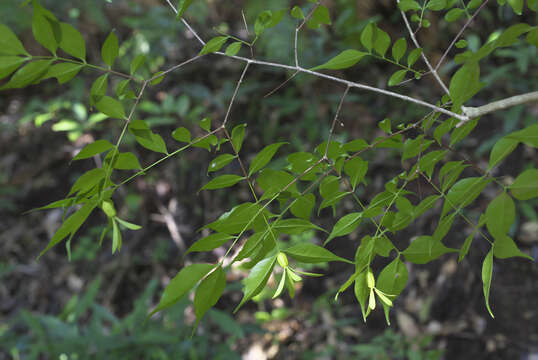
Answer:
[264, 70, 299, 98]
[165, 0, 206, 46]
[222, 62, 251, 127]
[397, 0, 449, 95]
[435, 0, 489, 71]
[325, 86, 350, 158]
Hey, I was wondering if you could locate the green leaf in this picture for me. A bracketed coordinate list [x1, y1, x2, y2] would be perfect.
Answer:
[32, 1, 60, 55]
[225, 42, 242, 56]
[391, 38, 407, 63]
[344, 157, 368, 191]
[378, 118, 391, 133]
[374, 27, 391, 57]
[290, 6, 304, 19]
[311, 49, 368, 71]
[445, 8, 465, 22]
[194, 266, 226, 328]
[272, 218, 324, 235]
[111, 217, 122, 253]
[290, 193, 315, 220]
[111, 152, 142, 170]
[101, 32, 119, 67]
[257, 169, 298, 199]
[73, 140, 114, 161]
[68, 168, 106, 196]
[326, 212, 362, 245]
[509, 169, 538, 200]
[407, 48, 422, 67]
[59, 22, 86, 61]
[442, 177, 492, 217]
[38, 201, 97, 258]
[207, 203, 271, 235]
[312, 5, 331, 25]
[488, 137, 518, 170]
[427, 0, 447, 10]
[186, 233, 234, 254]
[172, 127, 191, 143]
[199, 36, 228, 55]
[485, 192, 515, 239]
[254, 10, 272, 36]
[231, 123, 246, 152]
[115, 217, 142, 230]
[90, 73, 108, 105]
[449, 62, 482, 108]
[493, 234, 533, 260]
[402, 236, 457, 264]
[360, 23, 375, 52]
[284, 243, 352, 264]
[354, 271, 370, 321]
[482, 249, 494, 318]
[376, 257, 408, 322]
[450, 118, 477, 146]
[235, 256, 276, 312]
[455, 39, 468, 48]
[505, 123, 538, 148]
[402, 135, 433, 161]
[150, 71, 164, 86]
[506, 0, 523, 14]
[418, 150, 448, 178]
[388, 69, 407, 86]
[199, 117, 211, 131]
[1, 59, 52, 89]
[43, 63, 82, 84]
[248, 142, 286, 176]
[0, 56, 28, 80]
[176, 0, 194, 18]
[150, 263, 214, 316]
[208, 154, 236, 173]
[201, 175, 245, 191]
[128, 119, 168, 154]
[0, 23, 29, 56]
[95, 96, 126, 119]
[439, 160, 468, 192]
[398, 0, 421, 11]
[130, 54, 146, 75]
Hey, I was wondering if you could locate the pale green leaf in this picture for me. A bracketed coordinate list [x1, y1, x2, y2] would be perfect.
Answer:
[73, 140, 114, 161]
[482, 249, 494, 318]
[199, 36, 228, 55]
[284, 243, 352, 264]
[95, 96, 126, 119]
[235, 256, 276, 312]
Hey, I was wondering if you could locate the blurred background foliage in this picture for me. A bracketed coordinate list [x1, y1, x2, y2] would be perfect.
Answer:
[0, 0, 537, 359]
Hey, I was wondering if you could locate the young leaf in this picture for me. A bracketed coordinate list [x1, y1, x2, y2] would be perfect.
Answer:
[101, 32, 119, 67]
[115, 217, 142, 230]
[482, 249, 494, 318]
[509, 169, 538, 200]
[194, 266, 226, 328]
[485, 192, 515, 239]
[150, 263, 214, 316]
[0, 23, 30, 56]
[172, 127, 191, 143]
[234, 256, 277, 312]
[201, 175, 245, 191]
[176, 0, 195, 19]
[231, 123, 246, 152]
[326, 212, 362, 245]
[248, 142, 286, 176]
[391, 38, 407, 63]
[59, 22, 86, 61]
[38, 201, 97, 259]
[284, 243, 352, 264]
[95, 96, 126, 119]
[402, 236, 457, 264]
[208, 154, 236, 173]
[111, 217, 121, 253]
[186, 233, 234, 254]
[311, 49, 368, 71]
[199, 36, 228, 55]
[73, 140, 114, 161]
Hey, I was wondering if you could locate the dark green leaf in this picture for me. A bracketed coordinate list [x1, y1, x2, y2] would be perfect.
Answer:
[449, 62, 483, 108]
[0, 23, 29, 56]
[248, 142, 286, 176]
[450, 118, 477, 146]
[194, 266, 226, 327]
[201, 175, 244, 191]
[402, 236, 457, 264]
[60, 22, 86, 61]
[95, 96, 125, 119]
[208, 154, 236, 173]
[150, 263, 214, 316]
[509, 169, 538, 200]
[101, 32, 119, 67]
[284, 243, 352, 264]
[311, 49, 368, 71]
[73, 140, 114, 161]
[0, 56, 28, 80]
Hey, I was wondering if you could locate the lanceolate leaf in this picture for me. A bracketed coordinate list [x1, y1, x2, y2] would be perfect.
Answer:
[493, 234, 533, 260]
[186, 233, 234, 254]
[231, 124, 247, 152]
[43, 63, 82, 84]
[482, 249, 494, 318]
[284, 243, 352, 264]
[506, 123, 538, 148]
[150, 263, 214, 316]
[235, 256, 276, 312]
[326, 212, 362, 245]
[129, 120, 168, 154]
[0, 23, 30, 56]
[271, 218, 324, 235]
[208, 154, 236, 173]
[101, 31, 119, 67]
[485, 192, 515, 239]
[176, 0, 195, 19]
[249, 142, 287, 177]
[442, 177, 492, 217]
[95, 96, 126, 119]
[73, 140, 114, 161]
[509, 168, 538, 200]
[32, 1, 61, 55]
[38, 201, 97, 259]
[1, 60, 53, 89]
[488, 137, 519, 170]
[59, 22, 86, 61]
[201, 175, 245, 191]
[311, 49, 368, 71]
[194, 266, 226, 328]
[0, 56, 28, 80]
[402, 236, 457, 264]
